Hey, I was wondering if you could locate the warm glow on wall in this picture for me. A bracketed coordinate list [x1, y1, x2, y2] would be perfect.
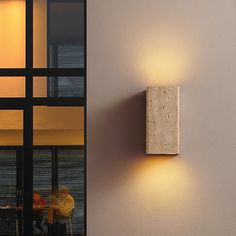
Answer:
[135, 30, 194, 86]
[132, 158, 196, 204]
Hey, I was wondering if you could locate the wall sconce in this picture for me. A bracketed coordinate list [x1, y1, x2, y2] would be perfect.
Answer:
[146, 86, 180, 155]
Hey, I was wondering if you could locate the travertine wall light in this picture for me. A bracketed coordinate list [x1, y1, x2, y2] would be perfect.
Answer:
[146, 87, 180, 155]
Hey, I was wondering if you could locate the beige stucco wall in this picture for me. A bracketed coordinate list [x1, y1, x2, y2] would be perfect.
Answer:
[87, 0, 236, 235]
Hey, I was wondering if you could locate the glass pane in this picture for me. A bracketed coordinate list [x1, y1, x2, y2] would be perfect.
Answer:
[33, 150, 52, 200]
[0, 150, 17, 235]
[0, 149, 23, 236]
[58, 149, 85, 235]
[0, 113, 24, 234]
[33, 0, 47, 68]
[33, 106, 84, 145]
[0, 1, 25, 68]
[33, 149, 52, 235]
[32, 148, 85, 235]
[0, 111, 23, 146]
[0, 151, 16, 206]
[34, 0, 84, 68]
[0, 77, 25, 97]
[34, 76, 84, 97]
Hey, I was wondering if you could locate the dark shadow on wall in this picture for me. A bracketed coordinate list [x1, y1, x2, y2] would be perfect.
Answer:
[88, 91, 147, 192]
[88, 91, 173, 195]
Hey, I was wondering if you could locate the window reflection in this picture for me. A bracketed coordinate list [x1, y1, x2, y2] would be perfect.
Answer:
[49, 1, 84, 68]
[58, 149, 85, 235]
[33, 149, 84, 235]
[34, 0, 84, 68]
[0, 150, 22, 235]
[34, 76, 84, 98]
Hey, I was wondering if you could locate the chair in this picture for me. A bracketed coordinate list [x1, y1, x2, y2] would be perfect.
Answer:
[42, 208, 74, 236]
[16, 218, 19, 236]
[67, 208, 74, 236]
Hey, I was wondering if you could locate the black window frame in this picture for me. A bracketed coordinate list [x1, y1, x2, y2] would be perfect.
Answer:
[0, 0, 87, 235]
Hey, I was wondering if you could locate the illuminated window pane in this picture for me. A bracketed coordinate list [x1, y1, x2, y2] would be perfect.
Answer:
[0, 110, 23, 146]
[0, 77, 25, 97]
[0, 1, 25, 68]
[33, 106, 84, 145]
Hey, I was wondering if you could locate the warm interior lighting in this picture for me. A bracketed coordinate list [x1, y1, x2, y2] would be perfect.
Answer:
[0, 110, 23, 130]
[0, 108, 84, 146]
[33, 106, 84, 145]
[33, 0, 47, 67]
[0, 1, 84, 145]
[0, 110, 23, 145]
[0, 0, 47, 95]
[0, 0, 25, 68]
[33, 77, 47, 97]
[0, 77, 25, 97]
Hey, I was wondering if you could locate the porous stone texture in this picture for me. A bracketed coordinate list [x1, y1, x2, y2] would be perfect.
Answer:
[146, 86, 180, 154]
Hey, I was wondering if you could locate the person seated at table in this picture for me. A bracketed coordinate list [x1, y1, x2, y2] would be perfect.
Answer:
[33, 191, 46, 233]
[52, 186, 75, 219]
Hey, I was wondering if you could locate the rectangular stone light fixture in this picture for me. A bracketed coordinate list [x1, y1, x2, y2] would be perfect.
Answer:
[146, 86, 180, 155]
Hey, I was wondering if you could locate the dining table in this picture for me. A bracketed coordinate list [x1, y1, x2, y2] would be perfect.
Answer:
[0, 205, 57, 236]
[0, 206, 20, 236]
